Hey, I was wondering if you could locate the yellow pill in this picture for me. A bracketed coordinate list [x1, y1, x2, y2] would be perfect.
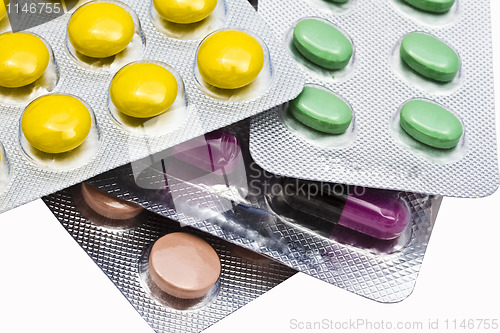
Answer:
[197, 30, 264, 90]
[68, 2, 135, 58]
[110, 62, 178, 118]
[0, 2, 6, 21]
[153, 0, 217, 24]
[0, 33, 50, 88]
[22, 95, 92, 154]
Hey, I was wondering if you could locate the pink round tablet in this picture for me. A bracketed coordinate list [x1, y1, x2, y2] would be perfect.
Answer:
[81, 183, 143, 220]
[149, 232, 221, 299]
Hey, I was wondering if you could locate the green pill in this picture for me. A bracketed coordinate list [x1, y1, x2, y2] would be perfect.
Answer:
[290, 86, 353, 134]
[293, 18, 353, 70]
[400, 100, 463, 149]
[400, 32, 461, 83]
[326, 0, 349, 3]
[403, 0, 455, 13]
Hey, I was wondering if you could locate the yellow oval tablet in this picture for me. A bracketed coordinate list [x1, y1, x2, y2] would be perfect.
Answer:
[0, 32, 50, 88]
[153, 0, 217, 24]
[68, 2, 135, 58]
[110, 62, 178, 118]
[22, 95, 92, 154]
[197, 30, 264, 90]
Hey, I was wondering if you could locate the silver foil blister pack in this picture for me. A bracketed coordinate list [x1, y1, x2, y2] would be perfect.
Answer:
[0, 0, 305, 213]
[84, 120, 442, 303]
[250, 0, 499, 198]
[43, 185, 297, 333]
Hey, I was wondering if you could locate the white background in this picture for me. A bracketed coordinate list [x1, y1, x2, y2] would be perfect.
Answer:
[1, 2, 500, 332]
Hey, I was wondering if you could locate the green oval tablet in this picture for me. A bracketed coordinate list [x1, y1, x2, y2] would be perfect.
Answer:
[403, 0, 455, 13]
[400, 32, 461, 83]
[400, 100, 463, 149]
[293, 18, 353, 70]
[290, 86, 353, 134]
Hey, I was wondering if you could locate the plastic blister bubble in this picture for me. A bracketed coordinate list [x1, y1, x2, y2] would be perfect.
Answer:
[65, 0, 146, 71]
[193, 29, 273, 102]
[0, 32, 59, 105]
[389, 98, 468, 164]
[390, 31, 464, 95]
[278, 84, 357, 149]
[284, 17, 358, 83]
[149, 0, 228, 40]
[106, 60, 189, 136]
[18, 94, 102, 170]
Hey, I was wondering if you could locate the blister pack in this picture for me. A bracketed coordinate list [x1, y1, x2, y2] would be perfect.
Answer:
[83, 120, 442, 303]
[250, 0, 499, 197]
[43, 185, 297, 333]
[0, 0, 304, 213]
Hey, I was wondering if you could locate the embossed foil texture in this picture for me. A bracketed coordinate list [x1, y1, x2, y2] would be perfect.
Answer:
[43, 186, 297, 333]
[84, 120, 443, 303]
[250, 0, 498, 198]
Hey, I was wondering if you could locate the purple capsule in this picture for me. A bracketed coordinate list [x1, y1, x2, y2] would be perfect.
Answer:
[269, 178, 410, 240]
[337, 188, 410, 240]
